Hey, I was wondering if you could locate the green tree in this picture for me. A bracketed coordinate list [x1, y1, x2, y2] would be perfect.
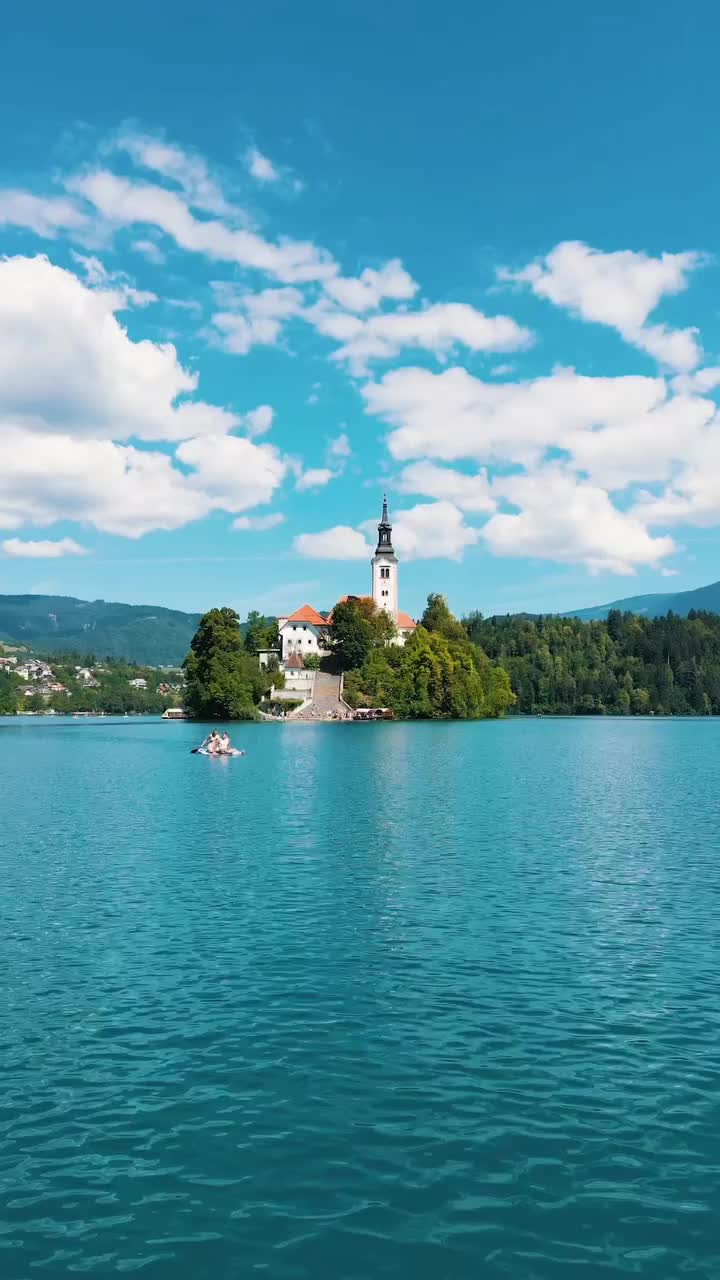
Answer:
[421, 593, 467, 641]
[0, 672, 18, 714]
[330, 600, 374, 670]
[183, 607, 265, 719]
[244, 611, 277, 655]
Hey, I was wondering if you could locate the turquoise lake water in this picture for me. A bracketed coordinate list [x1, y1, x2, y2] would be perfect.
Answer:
[2, 715, 720, 1278]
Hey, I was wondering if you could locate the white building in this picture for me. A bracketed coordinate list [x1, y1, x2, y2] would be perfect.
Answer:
[278, 496, 416, 665]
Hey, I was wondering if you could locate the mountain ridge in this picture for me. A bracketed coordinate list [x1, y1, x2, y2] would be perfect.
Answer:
[3, 578, 720, 665]
[564, 579, 720, 622]
[0, 594, 202, 665]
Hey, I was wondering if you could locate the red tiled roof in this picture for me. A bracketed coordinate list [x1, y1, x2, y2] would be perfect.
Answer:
[286, 604, 327, 625]
[397, 611, 416, 630]
[284, 652, 305, 669]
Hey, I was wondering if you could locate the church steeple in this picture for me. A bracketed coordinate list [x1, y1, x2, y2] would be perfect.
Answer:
[376, 493, 394, 554]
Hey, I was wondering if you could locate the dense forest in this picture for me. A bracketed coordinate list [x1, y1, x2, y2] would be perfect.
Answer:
[466, 609, 720, 715]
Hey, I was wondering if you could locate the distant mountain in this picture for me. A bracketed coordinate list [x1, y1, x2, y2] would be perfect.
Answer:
[567, 579, 720, 622]
[0, 595, 202, 665]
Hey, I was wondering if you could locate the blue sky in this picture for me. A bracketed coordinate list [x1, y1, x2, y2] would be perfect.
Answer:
[2, 0, 720, 620]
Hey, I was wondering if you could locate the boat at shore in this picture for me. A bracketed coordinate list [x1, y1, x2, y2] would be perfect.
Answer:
[162, 707, 187, 720]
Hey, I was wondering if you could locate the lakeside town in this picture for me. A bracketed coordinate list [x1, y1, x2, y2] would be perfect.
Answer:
[0, 650, 186, 716]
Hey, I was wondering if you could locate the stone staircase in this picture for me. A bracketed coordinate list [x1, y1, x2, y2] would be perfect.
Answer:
[290, 671, 352, 721]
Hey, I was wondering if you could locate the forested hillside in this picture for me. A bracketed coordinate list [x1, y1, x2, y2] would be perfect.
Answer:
[466, 610, 720, 715]
[0, 595, 202, 665]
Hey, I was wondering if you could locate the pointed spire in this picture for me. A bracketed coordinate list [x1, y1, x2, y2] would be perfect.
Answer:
[375, 491, 394, 554]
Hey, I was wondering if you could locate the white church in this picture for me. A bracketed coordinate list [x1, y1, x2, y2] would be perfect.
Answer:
[275, 497, 416, 667]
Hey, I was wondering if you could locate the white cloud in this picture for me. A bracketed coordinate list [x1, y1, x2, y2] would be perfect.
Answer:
[232, 512, 285, 531]
[0, 190, 88, 237]
[328, 432, 351, 459]
[309, 301, 532, 374]
[671, 367, 720, 396]
[246, 147, 279, 184]
[0, 427, 211, 537]
[0, 254, 235, 443]
[117, 132, 230, 214]
[502, 240, 703, 371]
[210, 286, 303, 353]
[69, 171, 336, 284]
[363, 365, 668, 467]
[176, 435, 288, 511]
[0, 426, 288, 539]
[131, 238, 166, 264]
[294, 526, 371, 559]
[70, 251, 157, 308]
[296, 467, 335, 491]
[323, 259, 418, 312]
[387, 501, 480, 561]
[243, 405, 274, 437]
[2, 537, 89, 558]
[484, 467, 675, 574]
[396, 461, 495, 512]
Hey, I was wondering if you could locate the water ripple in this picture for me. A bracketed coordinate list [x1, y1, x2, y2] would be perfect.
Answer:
[2, 716, 720, 1277]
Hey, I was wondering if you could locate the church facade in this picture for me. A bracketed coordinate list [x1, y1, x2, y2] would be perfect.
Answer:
[276, 497, 416, 665]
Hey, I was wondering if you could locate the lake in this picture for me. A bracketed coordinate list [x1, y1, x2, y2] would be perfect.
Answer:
[2, 715, 720, 1278]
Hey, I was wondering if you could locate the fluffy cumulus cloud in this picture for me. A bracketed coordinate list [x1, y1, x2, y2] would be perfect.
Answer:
[388, 501, 479, 561]
[2, 537, 88, 558]
[297, 501, 479, 563]
[364, 364, 720, 571]
[0, 427, 289, 540]
[0, 254, 235, 442]
[0, 254, 291, 539]
[293, 526, 372, 559]
[323, 259, 418, 312]
[483, 468, 675, 574]
[243, 405, 274, 437]
[0, 428, 209, 536]
[363, 365, 668, 466]
[295, 467, 335, 492]
[396, 461, 495, 512]
[210, 285, 304, 353]
[502, 240, 703, 371]
[4, 128, 720, 577]
[309, 301, 532, 374]
[176, 435, 288, 511]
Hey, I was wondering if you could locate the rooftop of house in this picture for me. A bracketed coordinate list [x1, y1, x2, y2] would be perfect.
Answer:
[284, 652, 305, 670]
[283, 604, 327, 626]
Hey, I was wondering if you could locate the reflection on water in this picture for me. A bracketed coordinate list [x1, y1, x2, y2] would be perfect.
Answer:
[1, 716, 720, 1278]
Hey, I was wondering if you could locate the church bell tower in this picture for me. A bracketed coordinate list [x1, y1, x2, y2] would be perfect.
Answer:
[371, 494, 399, 620]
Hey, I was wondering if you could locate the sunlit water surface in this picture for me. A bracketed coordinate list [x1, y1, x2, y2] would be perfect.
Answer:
[2, 716, 720, 1278]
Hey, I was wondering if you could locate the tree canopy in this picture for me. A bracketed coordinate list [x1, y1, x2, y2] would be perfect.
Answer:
[343, 594, 515, 719]
[183, 607, 268, 719]
[330, 598, 396, 671]
[465, 608, 720, 715]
